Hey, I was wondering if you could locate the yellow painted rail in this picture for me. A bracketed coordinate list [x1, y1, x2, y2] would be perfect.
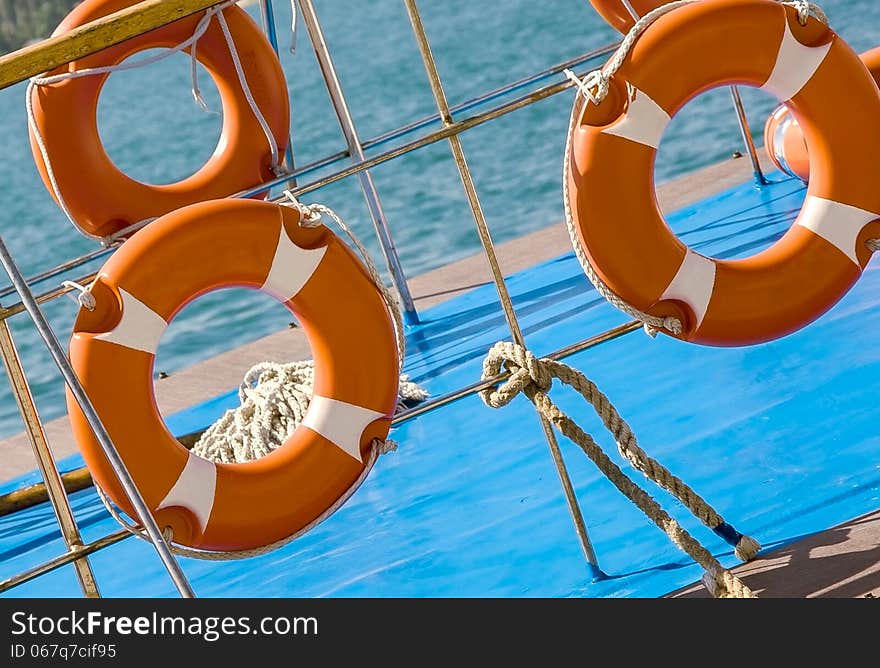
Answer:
[0, 0, 225, 90]
[0, 430, 203, 517]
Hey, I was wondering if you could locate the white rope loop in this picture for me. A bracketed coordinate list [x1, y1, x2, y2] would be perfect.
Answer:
[563, 0, 704, 108]
[214, 7, 281, 174]
[61, 280, 96, 311]
[288, 0, 299, 54]
[27, 0, 282, 235]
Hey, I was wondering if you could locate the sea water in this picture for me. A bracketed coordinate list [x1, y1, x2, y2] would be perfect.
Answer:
[0, 0, 876, 438]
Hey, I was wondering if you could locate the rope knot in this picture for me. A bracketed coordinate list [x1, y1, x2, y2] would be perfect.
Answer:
[479, 341, 553, 409]
[783, 1, 828, 25]
[564, 68, 611, 105]
[61, 280, 96, 311]
[281, 190, 323, 227]
[374, 438, 398, 456]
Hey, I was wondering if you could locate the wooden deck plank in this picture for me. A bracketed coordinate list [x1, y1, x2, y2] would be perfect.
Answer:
[667, 509, 880, 598]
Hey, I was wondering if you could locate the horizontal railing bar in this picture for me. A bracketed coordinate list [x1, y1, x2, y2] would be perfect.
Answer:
[361, 43, 617, 153]
[0, 0, 224, 90]
[0, 271, 98, 321]
[393, 320, 642, 424]
[0, 246, 115, 301]
[0, 528, 132, 594]
[243, 63, 589, 200]
[273, 43, 617, 184]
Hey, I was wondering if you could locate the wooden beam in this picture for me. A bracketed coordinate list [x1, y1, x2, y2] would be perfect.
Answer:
[0, 468, 92, 517]
[0, 0, 225, 90]
[0, 430, 203, 517]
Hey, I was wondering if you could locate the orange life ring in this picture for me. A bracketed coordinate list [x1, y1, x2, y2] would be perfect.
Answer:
[588, 0, 668, 33]
[567, 0, 880, 347]
[28, 0, 290, 240]
[764, 46, 880, 182]
[66, 199, 400, 551]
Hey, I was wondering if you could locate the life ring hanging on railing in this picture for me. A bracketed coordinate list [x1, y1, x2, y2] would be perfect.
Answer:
[27, 0, 290, 240]
[66, 199, 400, 552]
[565, 0, 880, 347]
[764, 46, 880, 182]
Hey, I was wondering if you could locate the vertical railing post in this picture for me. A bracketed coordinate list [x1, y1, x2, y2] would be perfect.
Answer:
[0, 238, 196, 599]
[0, 320, 101, 598]
[729, 86, 768, 185]
[402, 0, 604, 580]
[297, 0, 420, 326]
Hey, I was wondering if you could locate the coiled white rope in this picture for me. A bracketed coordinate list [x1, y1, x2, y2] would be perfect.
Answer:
[561, 0, 828, 337]
[26, 0, 282, 238]
[95, 197, 426, 559]
[191, 360, 428, 464]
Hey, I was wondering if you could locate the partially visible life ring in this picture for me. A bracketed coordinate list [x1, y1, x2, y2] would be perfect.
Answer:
[28, 0, 290, 240]
[67, 199, 400, 551]
[588, 0, 669, 33]
[567, 0, 880, 346]
[764, 46, 880, 182]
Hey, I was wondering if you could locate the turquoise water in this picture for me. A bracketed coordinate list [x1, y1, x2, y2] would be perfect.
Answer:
[0, 0, 877, 440]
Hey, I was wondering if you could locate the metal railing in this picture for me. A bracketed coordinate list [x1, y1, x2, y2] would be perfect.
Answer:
[0, 0, 765, 597]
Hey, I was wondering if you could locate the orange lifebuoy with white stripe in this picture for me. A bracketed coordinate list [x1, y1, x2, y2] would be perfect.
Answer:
[28, 0, 290, 240]
[764, 46, 880, 182]
[567, 0, 880, 346]
[588, 0, 669, 33]
[67, 199, 400, 551]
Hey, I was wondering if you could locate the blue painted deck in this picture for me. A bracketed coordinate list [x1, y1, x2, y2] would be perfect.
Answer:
[3, 170, 880, 598]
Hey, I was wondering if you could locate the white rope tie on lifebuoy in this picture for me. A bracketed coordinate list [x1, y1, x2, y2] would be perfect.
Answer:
[783, 0, 827, 25]
[61, 280, 96, 311]
[26, 0, 283, 236]
[214, 7, 281, 173]
[281, 193, 408, 371]
[561, 1, 828, 337]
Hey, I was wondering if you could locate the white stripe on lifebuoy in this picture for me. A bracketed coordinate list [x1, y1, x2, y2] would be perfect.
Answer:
[302, 395, 387, 463]
[659, 250, 717, 331]
[797, 195, 879, 266]
[261, 226, 328, 302]
[94, 287, 167, 354]
[601, 85, 670, 149]
[156, 452, 217, 534]
[761, 19, 832, 101]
